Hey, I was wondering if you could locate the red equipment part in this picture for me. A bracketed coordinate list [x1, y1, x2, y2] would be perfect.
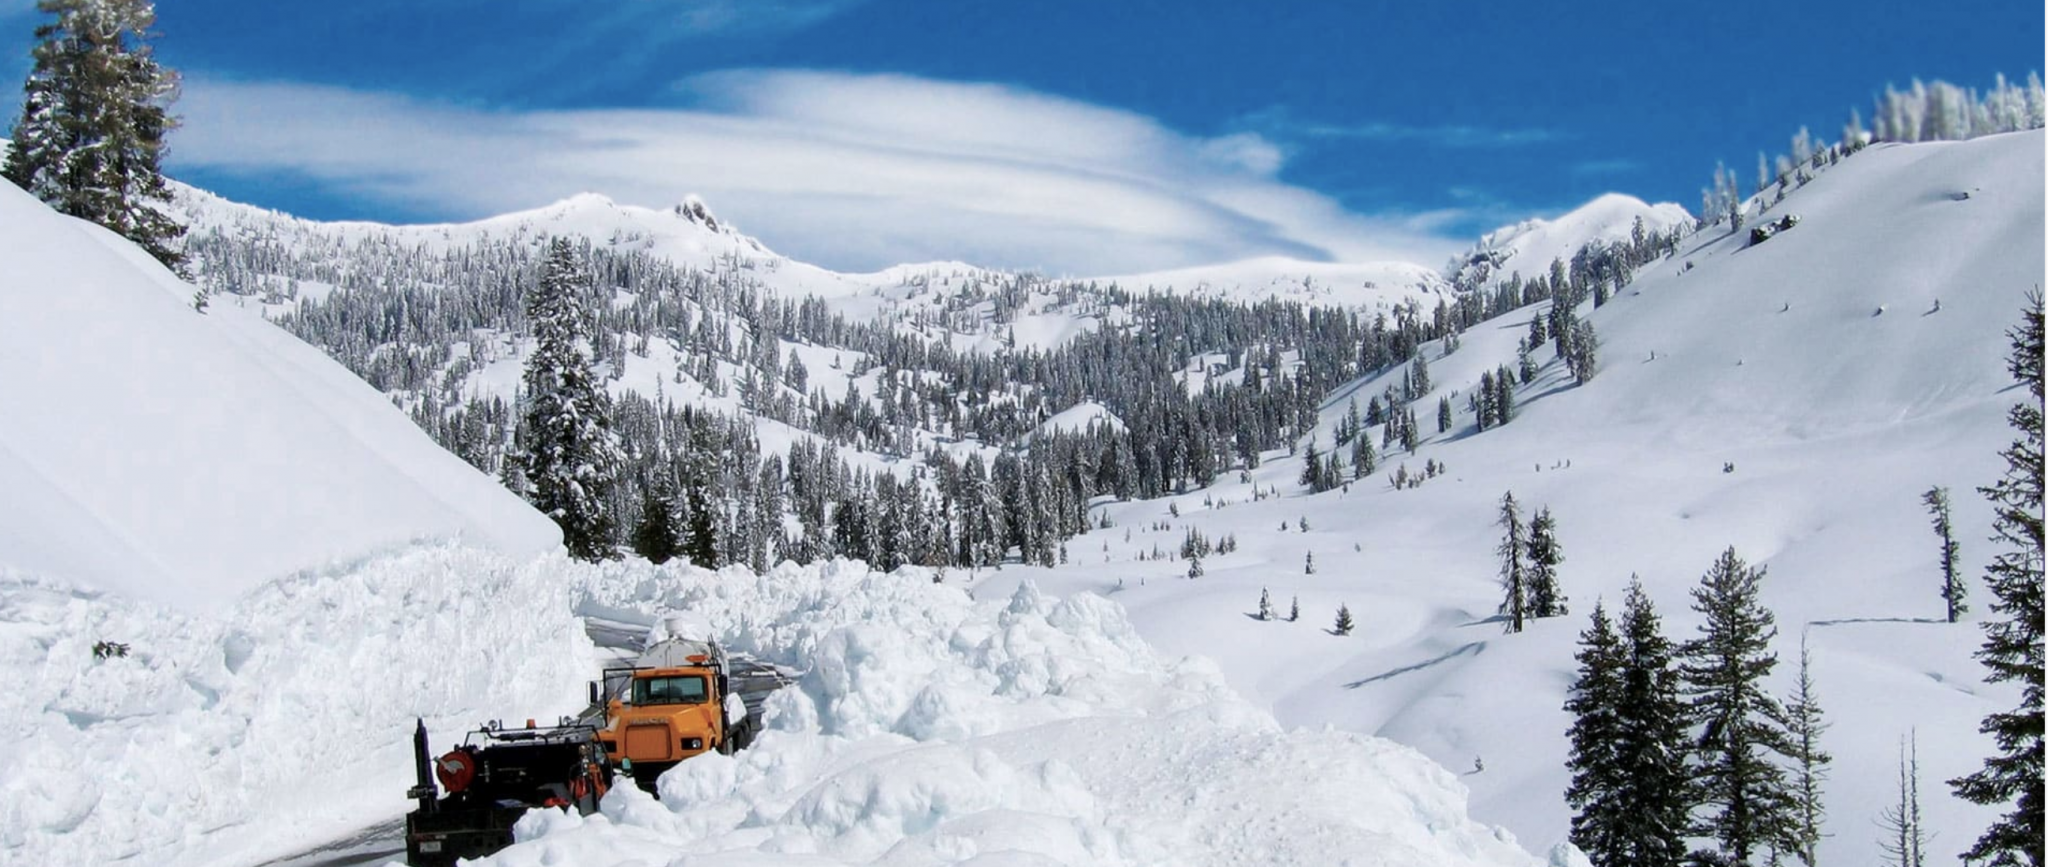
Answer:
[435, 748, 477, 794]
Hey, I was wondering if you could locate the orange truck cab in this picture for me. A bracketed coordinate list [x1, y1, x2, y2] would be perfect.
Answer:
[591, 637, 753, 791]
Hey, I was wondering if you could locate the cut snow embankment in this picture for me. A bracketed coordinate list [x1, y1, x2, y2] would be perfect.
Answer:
[0, 183, 559, 612]
[1, 548, 1564, 867]
[0, 545, 596, 867]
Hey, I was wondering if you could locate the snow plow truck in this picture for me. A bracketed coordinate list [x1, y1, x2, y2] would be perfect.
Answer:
[594, 634, 757, 791]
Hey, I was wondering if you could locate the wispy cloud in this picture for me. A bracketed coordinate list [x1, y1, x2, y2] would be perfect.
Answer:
[666, 0, 869, 35]
[1571, 158, 1642, 176]
[1239, 106, 1569, 149]
[171, 70, 1469, 274]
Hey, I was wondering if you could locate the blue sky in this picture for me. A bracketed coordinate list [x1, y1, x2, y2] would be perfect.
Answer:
[0, 0, 2039, 273]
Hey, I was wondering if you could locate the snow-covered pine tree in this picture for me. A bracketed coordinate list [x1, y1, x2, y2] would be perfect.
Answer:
[1305, 551, 1315, 574]
[1437, 395, 1451, 434]
[1679, 546, 1800, 865]
[1568, 319, 1600, 384]
[1258, 588, 1272, 621]
[629, 470, 680, 564]
[1351, 429, 1376, 479]
[1493, 364, 1516, 426]
[1565, 602, 1628, 865]
[1616, 578, 1690, 867]
[1300, 436, 1323, 490]
[3, 0, 184, 270]
[1333, 603, 1353, 636]
[1785, 636, 1832, 867]
[1922, 485, 1966, 623]
[519, 238, 624, 561]
[1288, 596, 1299, 622]
[1410, 352, 1431, 397]
[1949, 289, 2044, 867]
[1526, 507, 1568, 618]
[1497, 492, 1528, 633]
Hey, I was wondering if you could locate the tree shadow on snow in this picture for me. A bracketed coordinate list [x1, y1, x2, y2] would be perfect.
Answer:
[1344, 641, 1485, 688]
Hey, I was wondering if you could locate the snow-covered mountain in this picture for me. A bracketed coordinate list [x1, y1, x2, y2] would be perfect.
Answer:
[0, 182, 557, 611]
[1448, 192, 1693, 292]
[1004, 129, 2044, 866]
[4, 113, 2037, 867]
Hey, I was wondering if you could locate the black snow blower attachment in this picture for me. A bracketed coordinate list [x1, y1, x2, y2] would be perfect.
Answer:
[403, 717, 614, 867]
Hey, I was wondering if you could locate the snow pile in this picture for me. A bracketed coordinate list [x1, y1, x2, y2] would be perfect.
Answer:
[0, 544, 596, 867]
[471, 558, 1553, 867]
[0, 183, 559, 612]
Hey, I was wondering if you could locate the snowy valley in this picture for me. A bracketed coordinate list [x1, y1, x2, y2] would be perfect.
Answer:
[0, 64, 2042, 867]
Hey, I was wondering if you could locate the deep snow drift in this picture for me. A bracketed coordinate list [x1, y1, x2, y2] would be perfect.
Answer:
[1, 550, 1562, 867]
[0, 183, 558, 611]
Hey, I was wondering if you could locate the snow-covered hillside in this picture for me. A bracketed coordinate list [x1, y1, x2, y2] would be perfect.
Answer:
[1448, 193, 1692, 292]
[1001, 129, 2044, 866]
[0, 183, 557, 611]
[2, 175, 1559, 867]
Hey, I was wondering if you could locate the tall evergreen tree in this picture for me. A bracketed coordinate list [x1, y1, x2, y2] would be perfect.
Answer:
[1924, 485, 1967, 622]
[1785, 637, 1832, 867]
[1351, 428, 1377, 479]
[519, 238, 623, 561]
[1565, 601, 1629, 864]
[1950, 290, 2044, 867]
[1497, 492, 1528, 633]
[1680, 546, 1799, 866]
[1333, 603, 1353, 636]
[1617, 578, 1691, 867]
[4, 0, 184, 269]
[1527, 507, 1568, 618]
[629, 470, 680, 564]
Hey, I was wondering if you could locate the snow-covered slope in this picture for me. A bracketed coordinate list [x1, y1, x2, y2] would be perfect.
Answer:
[1450, 192, 1692, 291]
[0, 183, 558, 611]
[1097, 255, 1452, 313]
[1003, 130, 2043, 865]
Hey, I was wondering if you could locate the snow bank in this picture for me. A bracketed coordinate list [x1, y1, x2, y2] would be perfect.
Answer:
[0, 544, 596, 867]
[0, 183, 559, 612]
[473, 559, 1549, 867]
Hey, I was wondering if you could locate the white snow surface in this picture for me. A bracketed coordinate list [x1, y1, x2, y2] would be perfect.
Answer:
[1, 551, 1554, 867]
[1095, 255, 1452, 311]
[1449, 193, 1692, 290]
[998, 130, 2045, 866]
[0, 184, 558, 612]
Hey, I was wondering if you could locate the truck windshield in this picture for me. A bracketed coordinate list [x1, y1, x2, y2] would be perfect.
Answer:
[632, 675, 708, 706]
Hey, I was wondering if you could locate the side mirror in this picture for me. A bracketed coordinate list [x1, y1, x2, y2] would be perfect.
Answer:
[717, 674, 730, 697]
[588, 681, 600, 708]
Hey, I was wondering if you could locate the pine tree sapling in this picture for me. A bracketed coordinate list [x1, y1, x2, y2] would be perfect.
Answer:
[1332, 603, 1354, 636]
[1950, 289, 2044, 867]
[1288, 596, 1300, 622]
[1258, 587, 1273, 621]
